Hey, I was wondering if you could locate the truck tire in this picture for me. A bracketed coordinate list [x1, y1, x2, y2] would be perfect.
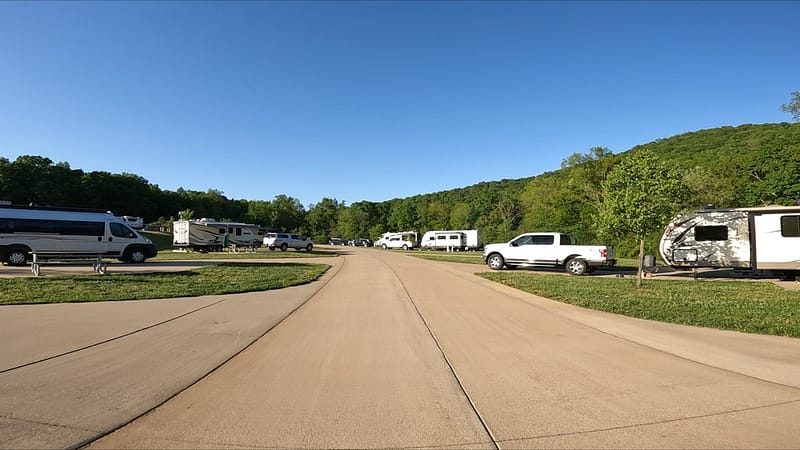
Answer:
[280, 243, 288, 252]
[487, 253, 505, 270]
[382, 244, 388, 250]
[566, 258, 588, 276]
[6, 246, 29, 266]
[402, 244, 409, 250]
[306, 243, 313, 251]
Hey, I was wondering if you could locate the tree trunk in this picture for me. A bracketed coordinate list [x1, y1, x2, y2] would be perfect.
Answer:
[636, 237, 645, 289]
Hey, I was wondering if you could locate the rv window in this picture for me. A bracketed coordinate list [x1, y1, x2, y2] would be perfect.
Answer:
[781, 216, 800, 237]
[437, 235, 446, 240]
[0, 218, 104, 236]
[695, 226, 728, 241]
[236, 228, 242, 236]
[531, 235, 555, 245]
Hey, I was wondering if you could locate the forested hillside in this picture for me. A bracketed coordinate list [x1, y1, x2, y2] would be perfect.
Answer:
[2, 122, 798, 257]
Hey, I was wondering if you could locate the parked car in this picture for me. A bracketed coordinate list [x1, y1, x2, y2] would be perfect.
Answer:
[264, 232, 314, 251]
[329, 238, 347, 246]
[351, 238, 373, 247]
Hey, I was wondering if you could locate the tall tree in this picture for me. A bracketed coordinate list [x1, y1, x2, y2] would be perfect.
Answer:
[780, 91, 800, 121]
[596, 150, 686, 288]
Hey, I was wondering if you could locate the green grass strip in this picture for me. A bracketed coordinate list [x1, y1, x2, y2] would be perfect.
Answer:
[478, 272, 800, 338]
[1, 263, 329, 305]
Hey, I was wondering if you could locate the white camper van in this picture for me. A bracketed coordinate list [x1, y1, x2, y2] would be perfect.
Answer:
[659, 205, 800, 277]
[173, 218, 261, 252]
[0, 204, 158, 265]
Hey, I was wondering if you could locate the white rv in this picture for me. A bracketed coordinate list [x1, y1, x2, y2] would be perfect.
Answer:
[375, 231, 418, 250]
[420, 231, 467, 251]
[120, 215, 144, 229]
[173, 218, 261, 252]
[659, 205, 800, 277]
[0, 204, 158, 265]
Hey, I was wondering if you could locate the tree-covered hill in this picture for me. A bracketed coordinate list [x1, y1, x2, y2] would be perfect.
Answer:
[2, 122, 798, 257]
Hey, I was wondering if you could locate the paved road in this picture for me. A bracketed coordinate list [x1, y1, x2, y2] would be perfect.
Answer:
[2, 248, 799, 449]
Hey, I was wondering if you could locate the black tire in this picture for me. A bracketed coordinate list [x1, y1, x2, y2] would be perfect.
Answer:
[280, 243, 288, 252]
[125, 247, 147, 263]
[566, 258, 588, 276]
[382, 244, 388, 250]
[6, 246, 29, 266]
[306, 243, 313, 251]
[487, 253, 505, 270]
[402, 244, 409, 250]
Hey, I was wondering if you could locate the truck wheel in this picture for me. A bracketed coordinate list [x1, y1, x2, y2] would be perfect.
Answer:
[280, 243, 288, 252]
[566, 258, 588, 276]
[402, 244, 409, 250]
[306, 244, 313, 251]
[382, 244, 388, 250]
[487, 253, 505, 270]
[6, 246, 29, 266]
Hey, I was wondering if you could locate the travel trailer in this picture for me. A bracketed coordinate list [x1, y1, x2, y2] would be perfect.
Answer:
[173, 218, 261, 252]
[375, 231, 418, 250]
[659, 205, 800, 277]
[0, 204, 158, 265]
[420, 231, 466, 251]
[420, 229, 482, 251]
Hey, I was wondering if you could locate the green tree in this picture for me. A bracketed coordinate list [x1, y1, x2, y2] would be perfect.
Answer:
[305, 198, 343, 241]
[596, 151, 686, 288]
[780, 91, 800, 121]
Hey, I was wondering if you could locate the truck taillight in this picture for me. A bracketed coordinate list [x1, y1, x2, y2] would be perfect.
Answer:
[600, 249, 608, 258]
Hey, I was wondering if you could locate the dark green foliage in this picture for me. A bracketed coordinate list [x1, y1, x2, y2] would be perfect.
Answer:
[2, 123, 799, 253]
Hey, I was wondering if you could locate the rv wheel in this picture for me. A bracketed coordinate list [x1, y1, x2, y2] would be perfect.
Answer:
[125, 247, 147, 263]
[6, 247, 29, 266]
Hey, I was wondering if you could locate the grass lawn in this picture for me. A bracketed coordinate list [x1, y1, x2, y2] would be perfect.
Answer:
[0, 262, 329, 305]
[478, 271, 800, 338]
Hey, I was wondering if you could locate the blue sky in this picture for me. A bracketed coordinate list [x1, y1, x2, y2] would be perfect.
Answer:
[1, 1, 797, 207]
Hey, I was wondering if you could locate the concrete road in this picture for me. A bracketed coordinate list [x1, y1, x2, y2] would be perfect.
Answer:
[2, 248, 800, 449]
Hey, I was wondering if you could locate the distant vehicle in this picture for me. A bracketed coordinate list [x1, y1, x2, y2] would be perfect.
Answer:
[659, 205, 800, 278]
[329, 238, 347, 246]
[264, 232, 314, 251]
[0, 204, 157, 265]
[351, 238, 373, 247]
[173, 218, 261, 252]
[375, 231, 418, 250]
[483, 232, 616, 275]
[120, 215, 144, 229]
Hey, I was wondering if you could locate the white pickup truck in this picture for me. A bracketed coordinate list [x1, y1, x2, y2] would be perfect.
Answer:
[483, 232, 616, 275]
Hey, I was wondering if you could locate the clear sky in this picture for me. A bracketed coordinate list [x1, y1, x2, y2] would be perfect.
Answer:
[1, 1, 797, 207]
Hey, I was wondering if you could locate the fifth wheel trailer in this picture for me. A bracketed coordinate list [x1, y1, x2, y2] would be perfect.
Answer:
[658, 205, 800, 277]
[173, 218, 261, 252]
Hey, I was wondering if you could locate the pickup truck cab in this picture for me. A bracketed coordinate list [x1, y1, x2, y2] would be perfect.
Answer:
[483, 232, 615, 275]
